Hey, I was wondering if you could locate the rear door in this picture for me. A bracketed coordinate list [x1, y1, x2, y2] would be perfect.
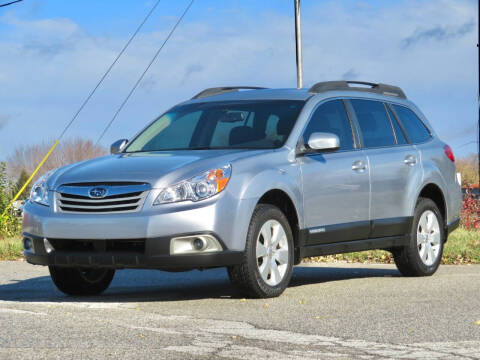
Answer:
[299, 99, 370, 245]
[348, 99, 420, 237]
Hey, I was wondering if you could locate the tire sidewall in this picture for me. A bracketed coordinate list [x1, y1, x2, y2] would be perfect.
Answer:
[247, 205, 294, 296]
[410, 199, 445, 275]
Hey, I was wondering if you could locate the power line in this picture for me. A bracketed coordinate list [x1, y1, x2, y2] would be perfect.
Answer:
[459, 141, 479, 148]
[58, 0, 163, 139]
[95, 0, 196, 145]
[0, 0, 22, 8]
[1, 0, 163, 213]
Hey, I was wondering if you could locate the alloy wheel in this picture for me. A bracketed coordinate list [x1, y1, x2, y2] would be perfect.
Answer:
[417, 210, 441, 266]
[256, 219, 289, 286]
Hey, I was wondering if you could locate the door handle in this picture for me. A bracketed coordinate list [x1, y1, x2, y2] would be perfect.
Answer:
[404, 155, 417, 166]
[352, 160, 367, 172]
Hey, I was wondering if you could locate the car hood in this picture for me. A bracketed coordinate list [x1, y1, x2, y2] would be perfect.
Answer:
[49, 149, 266, 190]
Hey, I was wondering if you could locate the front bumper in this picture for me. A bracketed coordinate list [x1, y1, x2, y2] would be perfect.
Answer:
[23, 233, 243, 270]
[22, 192, 258, 252]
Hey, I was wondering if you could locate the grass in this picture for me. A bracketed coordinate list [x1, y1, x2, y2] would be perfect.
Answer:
[0, 229, 479, 264]
[442, 228, 480, 264]
[0, 236, 23, 261]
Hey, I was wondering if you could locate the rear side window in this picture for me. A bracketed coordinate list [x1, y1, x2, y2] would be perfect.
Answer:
[303, 100, 354, 151]
[386, 105, 408, 145]
[350, 99, 396, 148]
[391, 105, 431, 143]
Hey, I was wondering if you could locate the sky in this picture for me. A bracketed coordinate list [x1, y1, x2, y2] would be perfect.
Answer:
[0, 0, 478, 161]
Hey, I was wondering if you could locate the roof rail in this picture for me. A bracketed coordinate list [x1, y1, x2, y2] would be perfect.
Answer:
[192, 86, 267, 100]
[309, 81, 406, 99]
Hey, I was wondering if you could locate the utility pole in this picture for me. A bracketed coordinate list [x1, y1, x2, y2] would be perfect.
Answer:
[294, 0, 303, 89]
[478, 0, 480, 182]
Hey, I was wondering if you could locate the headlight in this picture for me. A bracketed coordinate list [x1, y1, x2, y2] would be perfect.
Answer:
[154, 164, 231, 205]
[30, 170, 55, 206]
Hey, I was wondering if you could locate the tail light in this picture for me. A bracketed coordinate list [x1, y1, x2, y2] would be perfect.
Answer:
[444, 145, 455, 162]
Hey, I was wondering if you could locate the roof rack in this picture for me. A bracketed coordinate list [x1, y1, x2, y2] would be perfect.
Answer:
[308, 81, 406, 99]
[192, 86, 267, 100]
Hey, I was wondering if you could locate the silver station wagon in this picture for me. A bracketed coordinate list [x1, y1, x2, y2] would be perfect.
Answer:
[23, 81, 462, 298]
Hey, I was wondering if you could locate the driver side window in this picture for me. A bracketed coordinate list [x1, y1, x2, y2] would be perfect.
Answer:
[303, 100, 355, 151]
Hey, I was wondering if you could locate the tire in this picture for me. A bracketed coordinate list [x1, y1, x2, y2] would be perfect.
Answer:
[393, 198, 445, 277]
[228, 204, 294, 298]
[49, 266, 115, 296]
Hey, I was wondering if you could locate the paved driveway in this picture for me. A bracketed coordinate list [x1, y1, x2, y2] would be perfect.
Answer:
[0, 261, 479, 359]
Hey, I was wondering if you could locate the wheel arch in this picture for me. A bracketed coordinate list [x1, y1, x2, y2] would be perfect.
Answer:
[417, 183, 447, 230]
[257, 189, 303, 264]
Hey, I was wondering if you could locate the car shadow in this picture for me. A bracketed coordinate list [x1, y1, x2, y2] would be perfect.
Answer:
[0, 265, 400, 303]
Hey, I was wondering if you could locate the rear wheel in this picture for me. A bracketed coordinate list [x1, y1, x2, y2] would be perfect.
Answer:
[49, 266, 115, 296]
[228, 204, 294, 298]
[393, 198, 444, 276]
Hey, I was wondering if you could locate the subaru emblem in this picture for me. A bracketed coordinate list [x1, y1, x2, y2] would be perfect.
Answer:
[89, 187, 108, 199]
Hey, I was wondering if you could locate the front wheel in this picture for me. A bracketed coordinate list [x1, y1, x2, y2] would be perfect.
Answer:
[228, 204, 294, 298]
[393, 198, 444, 276]
[49, 266, 115, 296]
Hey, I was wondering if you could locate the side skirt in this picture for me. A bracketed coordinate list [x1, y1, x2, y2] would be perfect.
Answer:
[299, 235, 410, 258]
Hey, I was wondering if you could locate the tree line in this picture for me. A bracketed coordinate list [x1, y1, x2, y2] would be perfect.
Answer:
[5, 138, 107, 200]
[456, 154, 479, 187]
[0, 138, 106, 238]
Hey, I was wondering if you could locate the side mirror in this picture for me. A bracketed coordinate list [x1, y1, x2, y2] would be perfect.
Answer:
[306, 132, 340, 152]
[110, 139, 128, 154]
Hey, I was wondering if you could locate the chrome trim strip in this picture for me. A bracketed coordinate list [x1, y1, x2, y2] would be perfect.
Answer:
[57, 194, 143, 204]
[57, 183, 151, 198]
[58, 202, 141, 210]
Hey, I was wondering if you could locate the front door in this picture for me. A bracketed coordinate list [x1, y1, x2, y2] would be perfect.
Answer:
[298, 100, 370, 245]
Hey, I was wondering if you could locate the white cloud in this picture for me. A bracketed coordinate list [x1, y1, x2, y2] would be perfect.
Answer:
[0, 0, 477, 158]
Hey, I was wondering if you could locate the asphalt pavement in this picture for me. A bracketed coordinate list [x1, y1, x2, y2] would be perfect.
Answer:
[0, 261, 479, 359]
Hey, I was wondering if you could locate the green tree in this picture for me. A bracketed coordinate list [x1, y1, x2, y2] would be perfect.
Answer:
[0, 162, 9, 214]
[13, 169, 31, 200]
[456, 154, 479, 187]
[0, 162, 20, 238]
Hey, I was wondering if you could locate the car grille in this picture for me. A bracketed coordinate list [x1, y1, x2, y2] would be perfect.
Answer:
[55, 182, 151, 214]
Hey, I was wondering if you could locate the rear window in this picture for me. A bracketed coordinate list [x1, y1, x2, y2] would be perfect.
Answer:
[350, 99, 396, 148]
[391, 105, 431, 143]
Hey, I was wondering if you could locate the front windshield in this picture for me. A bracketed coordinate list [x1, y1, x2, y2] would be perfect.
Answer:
[125, 100, 305, 152]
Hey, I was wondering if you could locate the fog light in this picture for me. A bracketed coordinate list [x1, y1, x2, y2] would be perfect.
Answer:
[192, 238, 206, 251]
[43, 238, 54, 254]
[170, 234, 222, 255]
[23, 238, 33, 251]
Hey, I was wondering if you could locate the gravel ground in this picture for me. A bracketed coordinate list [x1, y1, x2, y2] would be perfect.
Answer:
[0, 261, 479, 359]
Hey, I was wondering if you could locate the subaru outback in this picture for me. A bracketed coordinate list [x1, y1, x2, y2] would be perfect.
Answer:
[22, 81, 462, 298]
